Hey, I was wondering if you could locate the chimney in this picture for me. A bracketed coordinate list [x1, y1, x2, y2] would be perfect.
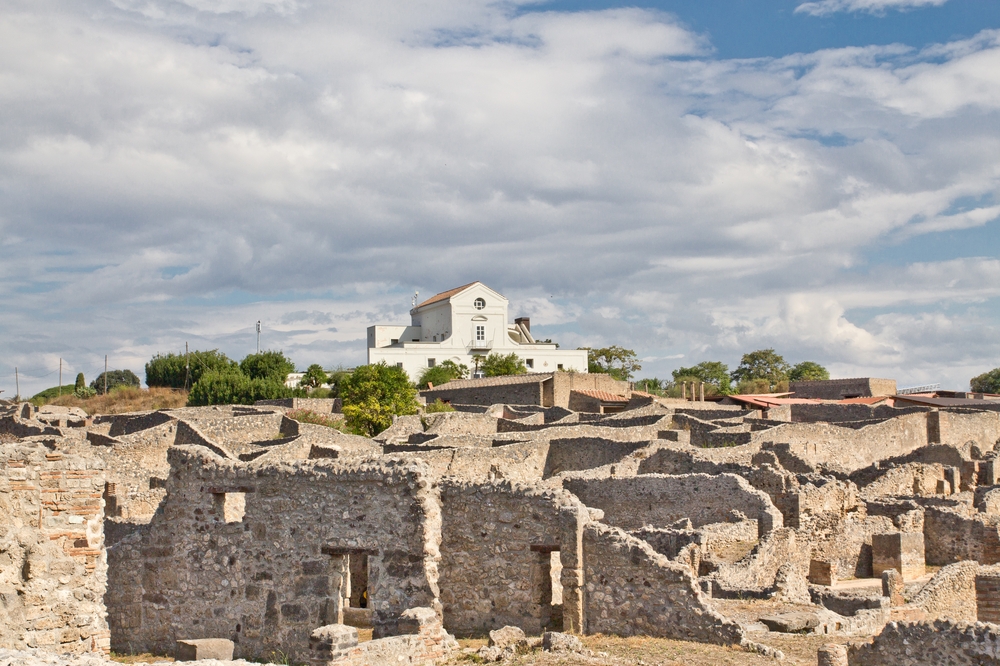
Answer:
[515, 317, 530, 332]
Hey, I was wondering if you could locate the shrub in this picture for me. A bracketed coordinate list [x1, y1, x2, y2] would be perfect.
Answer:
[736, 378, 772, 395]
[286, 408, 346, 430]
[340, 363, 419, 436]
[239, 351, 295, 383]
[75, 386, 97, 399]
[417, 360, 468, 389]
[91, 369, 141, 395]
[424, 399, 455, 413]
[187, 369, 291, 406]
[29, 385, 77, 406]
[74, 373, 86, 391]
[146, 350, 236, 389]
[299, 364, 329, 390]
[480, 353, 527, 377]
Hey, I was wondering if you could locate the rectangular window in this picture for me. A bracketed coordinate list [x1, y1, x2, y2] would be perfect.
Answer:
[476, 325, 485, 341]
[428, 358, 436, 367]
[557, 364, 564, 370]
[396, 362, 403, 369]
[526, 359, 534, 369]
[391, 338, 398, 345]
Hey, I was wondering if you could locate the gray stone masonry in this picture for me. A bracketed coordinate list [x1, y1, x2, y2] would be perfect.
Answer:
[872, 532, 925, 580]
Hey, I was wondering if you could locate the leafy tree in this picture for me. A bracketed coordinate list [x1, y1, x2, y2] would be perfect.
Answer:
[339, 362, 419, 436]
[75, 373, 86, 391]
[187, 369, 292, 406]
[299, 364, 330, 390]
[672, 361, 732, 394]
[634, 378, 665, 395]
[146, 350, 236, 389]
[971, 368, 1000, 394]
[730, 349, 790, 390]
[789, 361, 830, 382]
[480, 353, 527, 377]
[239, 350, 296, 383]
[326, 367, 354, 398]
[418, 360, 469, 389]
[91, 369, 141, 395]
[736, 378, 773, 395]
[581, 346, 642, 381]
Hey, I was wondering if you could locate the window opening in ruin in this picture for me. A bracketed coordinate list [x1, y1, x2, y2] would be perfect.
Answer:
[348, 553, 369, 609]
[213, 492, 246, 523]
[532, 546, 563, 631]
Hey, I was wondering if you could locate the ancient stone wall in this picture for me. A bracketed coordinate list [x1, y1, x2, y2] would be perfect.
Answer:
[789, 378, 896, 400]
[0, 442, 108, 654]
[581, 523, 745, 645]
[562, 474, 781, 534]
[848, 620, 1000, 665]
[420, 378, 547, 407]
[437, 480, 586, 635]
[907, 560, 979, 622]
[542, 439, 650, 478]
[393, 440, 550, 483]
[551, 373, 629, 411]
[106, 446, 442, 661]
[923, 506, 1000, 566]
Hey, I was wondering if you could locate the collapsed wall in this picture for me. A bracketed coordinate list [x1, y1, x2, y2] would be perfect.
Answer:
[0, 442, 109, 654]
[106, 446, 442, 661]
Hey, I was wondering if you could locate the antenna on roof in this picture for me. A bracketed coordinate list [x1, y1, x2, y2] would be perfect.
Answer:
[412, 291, 419, 307]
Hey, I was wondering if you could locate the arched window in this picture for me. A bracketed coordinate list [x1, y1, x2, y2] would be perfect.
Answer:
[474, 297, 486, 310]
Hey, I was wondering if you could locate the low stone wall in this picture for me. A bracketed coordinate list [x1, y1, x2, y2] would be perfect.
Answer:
[255, 398, 340, 413]
[848, 620, 1000, 665]
[907, 560, 979, 622]
[542, 439, 650, 478]
[923, 506, 1000, 566]
[711, 528, 808, 592]
[0, 442, 108, 654]
[563, 473, 781, 534]
[581, 523, 745, 645]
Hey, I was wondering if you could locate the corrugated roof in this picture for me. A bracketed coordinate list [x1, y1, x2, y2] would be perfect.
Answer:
[572, 389, 629, 403]
[838, 396, 891, 405]
[422, 373, 552, 392]
[893, 395, 1000, 409]
[415, 282, 480, 309]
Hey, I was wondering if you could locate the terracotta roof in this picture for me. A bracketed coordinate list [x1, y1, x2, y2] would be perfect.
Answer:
[421, 373, 553, 392]
[631, 391, 656, 398]
[415, 282, 480, 309]
[572, 389, 629, 403]
[838, 396, 891, 405]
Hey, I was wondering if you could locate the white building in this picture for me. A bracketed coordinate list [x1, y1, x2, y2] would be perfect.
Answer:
[367, 282, 588, 383]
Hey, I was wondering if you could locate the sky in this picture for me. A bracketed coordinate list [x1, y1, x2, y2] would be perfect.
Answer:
[1, 0, 999, 397]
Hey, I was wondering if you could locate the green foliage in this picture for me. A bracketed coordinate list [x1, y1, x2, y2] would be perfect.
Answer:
[187, 369, 291, 406]
[74, 373, 85, 391]
[736, 378, 773, 395]
[326, 366, 353, 398]
[146, 349, 236, 389]
[239, 350, 295, 383]
[417, 360, 469, 389]
[581, 346, 641, 381]
[424, 399, 456, 413]
[299, 364, 329, 390]
[29, 385, 77, 405]
[91, 369, 141, 395]
[789, 361, 830, 382]
[75, 386, 97, 399]
[730, 349, 790, 391]
[480, 353, 527, 377]
[971, 368, 1000, 394]
[672, 361, 732, 394]
[634, 378, 666, 395]
[339, 362, 419, 436]
[285, 408, 346, 430]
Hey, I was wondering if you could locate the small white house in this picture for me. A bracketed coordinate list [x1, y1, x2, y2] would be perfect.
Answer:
[367, 282, 588, 383]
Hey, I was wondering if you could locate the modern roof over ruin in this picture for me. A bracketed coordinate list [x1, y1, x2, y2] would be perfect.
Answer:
[422, 373, 553, 391]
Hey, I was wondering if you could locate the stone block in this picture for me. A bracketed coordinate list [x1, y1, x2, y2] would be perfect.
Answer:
[309, 624, 359, 666]
[881, 568, 904, 606]
[488, 625, 527, 650]
[977, 567, 1000, 623]
[397, 606, 438, 635]
[872, 532, 925, 580]
[816, 643, 847, 666]
[809, 559, 836, 586]
[758, 611, 820, 633]
[542, 631, 582, 652]
[175, 638, 234, 661]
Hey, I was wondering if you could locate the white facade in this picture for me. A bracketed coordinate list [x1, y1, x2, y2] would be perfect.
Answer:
[367, 282, 588, 383]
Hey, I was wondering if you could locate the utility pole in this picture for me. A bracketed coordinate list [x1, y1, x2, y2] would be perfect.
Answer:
[256, 321, 261, 354]
[184, 342, 190, 391]
[15, 367, 19, 401]
[59, 358, 62, 396]
[104, 355, 108, 395]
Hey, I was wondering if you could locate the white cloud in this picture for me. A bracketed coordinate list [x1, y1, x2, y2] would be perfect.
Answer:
[1, 1, 999, 396]
[794, 0, 949, 17]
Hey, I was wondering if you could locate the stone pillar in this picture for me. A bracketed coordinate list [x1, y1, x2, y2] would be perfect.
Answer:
[559, 505, 587, 634]
[976, 566, 1000, 623]
[944, 466, 961, 495]
[699, 382, 705, 402]
[816, 643, 847, 666]
[808, 559, 835, 586]
[327, 555, 349, 626]
[872, 532, 925, 580]
[881, 568, 904, 606]
[308, 625, 358, 666]
[681, 382, 687, 400]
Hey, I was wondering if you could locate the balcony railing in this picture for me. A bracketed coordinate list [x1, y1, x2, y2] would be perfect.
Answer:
[469, 340, 493, 351]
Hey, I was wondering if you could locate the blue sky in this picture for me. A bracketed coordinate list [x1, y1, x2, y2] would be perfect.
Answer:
[0, 0, 999, 396]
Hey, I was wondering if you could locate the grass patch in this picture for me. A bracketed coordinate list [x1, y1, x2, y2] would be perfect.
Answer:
[38, 387, 188, 416]
[424, 399, 456, 414]
[286, 408, 348, 431]
[110, 652, 173, 663]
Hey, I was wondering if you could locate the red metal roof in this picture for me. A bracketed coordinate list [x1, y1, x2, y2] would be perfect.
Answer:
[415, 282, 480, 309]
[572, 389, 629, 403]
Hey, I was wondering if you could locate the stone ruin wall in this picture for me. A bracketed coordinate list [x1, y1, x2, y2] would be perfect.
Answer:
[0, 442, 109, 654]
[437, 480, 586, 636]
[106, 446, 442, 662]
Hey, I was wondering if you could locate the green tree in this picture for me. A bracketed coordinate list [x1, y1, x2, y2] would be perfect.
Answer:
[339, 362, 419, 436]
[91, 369, 141, 395]
[146, 350, 236, 389]
[581, 346, 642, 381]
[480, 353, 527, 377]
[736, 378, 773, 395]
[239, 351, 295, 383]
[326, 366, 354, 398]
[672, 361, 732, 394]
[971, 368, 1000, 394]
[789, 361, 830, 382]
[730, 349, 790, 390]
[417, 360, 469, 389]
[299, 364, 329, 390]
[74, 373, 86, 391]
[634, 378, 665, 395]
[187, 369, 292, 406]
